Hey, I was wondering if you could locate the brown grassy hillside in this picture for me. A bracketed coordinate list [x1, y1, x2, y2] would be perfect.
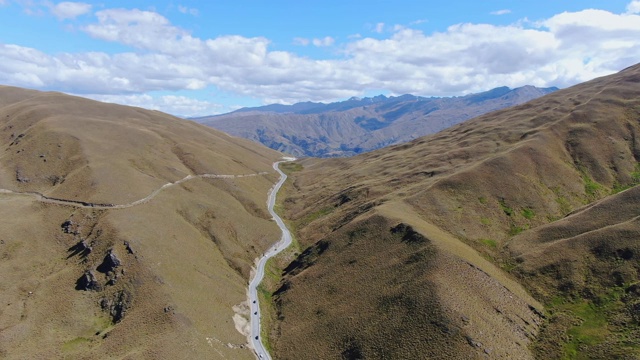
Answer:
[508, 185, 640, 358]
[271, 64, 640, 358]
[0, 86, 283, 359]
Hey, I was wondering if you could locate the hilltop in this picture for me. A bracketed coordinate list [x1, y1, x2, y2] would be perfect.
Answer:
[198, 85, 557, 157]
[0, 86, 282, 359]
[268, 64, 640, 358]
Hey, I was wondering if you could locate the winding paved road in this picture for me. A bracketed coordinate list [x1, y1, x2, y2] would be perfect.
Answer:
[0, 159, 296, 359]
[248, 158, 295, 360]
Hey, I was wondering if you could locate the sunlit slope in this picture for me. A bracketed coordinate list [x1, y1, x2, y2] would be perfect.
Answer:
[507, 186, 640, 358]
[0, 86, 283, 359]
[0, 86, 278, 204]
[287, 63, 640, 246]
[273, 63, 640, 358]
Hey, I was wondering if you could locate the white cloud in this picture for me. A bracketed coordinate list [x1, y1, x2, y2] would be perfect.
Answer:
[627, 0, 640, 14]
[49, 1, 91, 20]
[178, 5, 198, 16]
[543, 9, 640, 32]
[491, 9, 511, 16]
[2, 5, 640, 114]
[84, 9, 182, 47]
[82, 8, 214, 57]
[293, 37, 310, 46]
[374, 22, 385, 33]
[312, 36, 334, 47]
[82, 93, 223, 117]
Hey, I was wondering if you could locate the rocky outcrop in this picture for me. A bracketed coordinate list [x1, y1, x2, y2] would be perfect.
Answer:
[67, 239, 92, 258]
[124, 241, 135, 255]
[100, 290, 132, 323]
[61, 219, 79, 235]
[97, 249, 121, 273]
[75, 270, 102, 291]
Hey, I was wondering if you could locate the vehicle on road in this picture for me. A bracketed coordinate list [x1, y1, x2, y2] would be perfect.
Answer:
[248, 159, 296, 360]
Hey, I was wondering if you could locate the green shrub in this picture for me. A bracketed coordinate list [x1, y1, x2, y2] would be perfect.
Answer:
[583, 174, 602, 198]
[480, 239, 497, 248]
[521, 208, 535, 220]
[499, 199, 513, 216]
[509, 224, 527, 236]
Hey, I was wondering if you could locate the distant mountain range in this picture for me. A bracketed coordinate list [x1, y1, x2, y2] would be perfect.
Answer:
[197, 85, 558, 157]
[4, 63, 640, 360]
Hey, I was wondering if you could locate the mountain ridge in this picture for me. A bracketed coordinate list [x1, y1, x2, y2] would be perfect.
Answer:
[266, 63, 640, 358]
[0, 85, 283, 359]
[199, 85, 558, 157]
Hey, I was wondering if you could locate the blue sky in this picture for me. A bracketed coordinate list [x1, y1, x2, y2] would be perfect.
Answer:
[1, 1, 639, 116]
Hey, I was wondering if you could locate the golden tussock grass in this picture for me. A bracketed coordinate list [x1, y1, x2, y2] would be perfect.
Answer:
[0, 86, 283, 359]
[272, 64, 640, 358]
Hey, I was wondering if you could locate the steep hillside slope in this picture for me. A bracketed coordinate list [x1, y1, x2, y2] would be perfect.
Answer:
[200, 86, 556, 157]
[0, 86, 283, 359]
[270, 64, 640, 358]
[508, 186, 640, 358]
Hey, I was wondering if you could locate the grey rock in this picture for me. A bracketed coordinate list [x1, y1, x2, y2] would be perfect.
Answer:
[97, 249, 121, 273]
[67, 239, 91, 258]
[76, 270, 102, 291]
[124, 241, 135, 255]
[101, 290, 132, 323]
[61, 220, 77, 234]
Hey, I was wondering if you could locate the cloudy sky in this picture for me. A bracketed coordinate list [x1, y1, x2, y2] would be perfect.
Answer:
[1, 1, 640, 116]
